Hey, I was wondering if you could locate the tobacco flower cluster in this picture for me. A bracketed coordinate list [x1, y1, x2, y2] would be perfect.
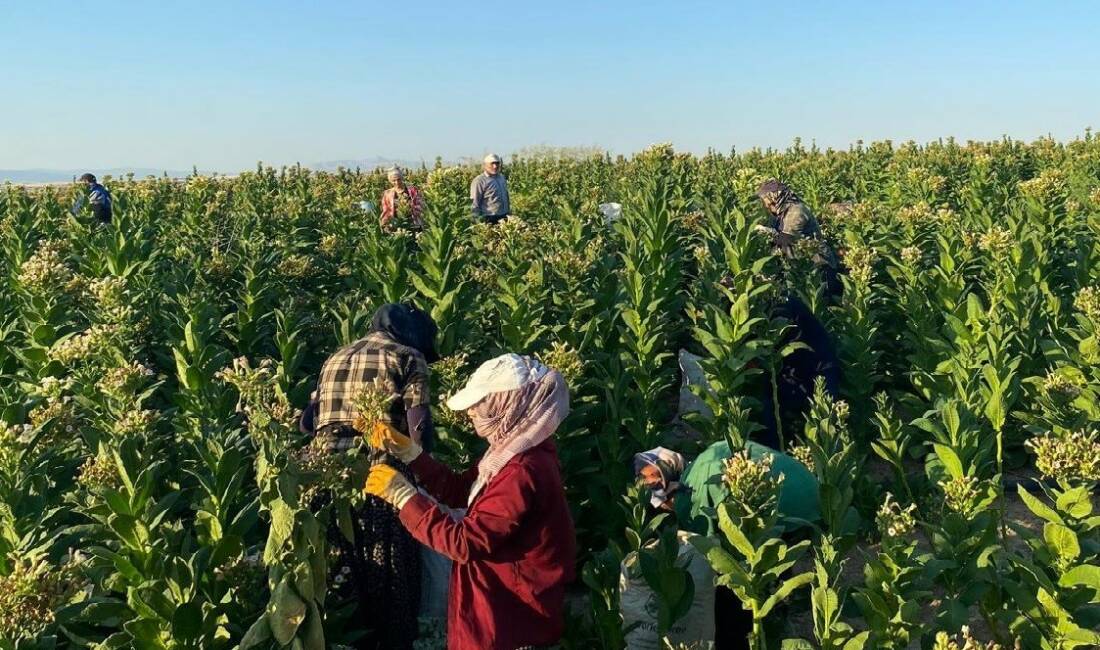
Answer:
[722, 451, 783, 517]
[832, 201, 875, 226]
[76, 453, 121, 491]
[319, 233, 340, 256]
[16, 240, 73, 294]
[961, 230, 982, 249]
[1018, 168, 1068, 205]
[876, 493, 918, 540]
[98, 361, 156, 401]
[278, 253, 312, 279]
[113, 409, 160, 439]
[1074, 286, 1100, 323]
[896, 203, 934, 227]
[50, 324, 119, 365]
[904, 166, 947, 194]
[939, 475, 983, 515]
[295, 433, 364, 504]
[350, 378, 397, 434]
[545, 236, 606, 286]
[216, 357, 299, 431]
[900, 245, 922, 266]
[1041, 371, 1084, 403]
[932, 626, 1004, 650]
[27, 379, 79, 440]
[978, 227, 1014, 256]
[1025, 431, 1100, 483]
[537, 341, 585, 387]
[87, 276, 131, 320]
[789, 444, 815, 473]
[0, 555, 83, 641]
[934, 206, 957, 224]
[843, 245, 877, 284]
[432, 354, 470, 393]
[832, 400, 850, 422]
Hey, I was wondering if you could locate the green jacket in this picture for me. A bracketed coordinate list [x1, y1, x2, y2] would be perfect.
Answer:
[674, 441, 820, 536]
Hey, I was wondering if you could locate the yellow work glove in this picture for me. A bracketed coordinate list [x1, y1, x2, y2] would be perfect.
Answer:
[368, 421, 422, 464]
[364, 464, 417, 510]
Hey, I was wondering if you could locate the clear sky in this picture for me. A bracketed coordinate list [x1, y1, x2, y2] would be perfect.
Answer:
[2, 1, 1098, 172]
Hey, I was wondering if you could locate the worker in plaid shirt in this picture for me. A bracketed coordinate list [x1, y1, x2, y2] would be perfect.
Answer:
[303, 302, 439, 650]
[312, 305, 437, 452]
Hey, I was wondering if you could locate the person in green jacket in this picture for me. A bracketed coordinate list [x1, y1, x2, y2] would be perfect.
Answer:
[632, 441, 820, 536]
[634, 442, 819, 650]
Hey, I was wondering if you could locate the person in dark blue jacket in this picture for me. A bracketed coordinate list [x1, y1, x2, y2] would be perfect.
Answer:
[758, 295, 841, 449]
[73, 173, 112, 224]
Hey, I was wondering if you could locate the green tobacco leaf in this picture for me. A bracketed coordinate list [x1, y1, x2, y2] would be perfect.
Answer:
[268, 578, 307, 645]
[1056, 487, 1093, 519]
[1017, 485, 1064, 525]
[932, 444, 964, 479]
[1043, 523, 1080, 564]
[717, 506, 756, 559]
[264, 498, 295, 564]
[1059, 564, 1100, 595]
[239, 614, 272, 649]
[758, 572, 813, 618]
[843, 631, 871, 650]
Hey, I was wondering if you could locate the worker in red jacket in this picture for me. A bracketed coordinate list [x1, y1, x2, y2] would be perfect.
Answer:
[366, 353, 576, 650]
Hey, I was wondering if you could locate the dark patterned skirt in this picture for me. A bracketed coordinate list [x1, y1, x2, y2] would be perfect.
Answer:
[320, 428, 421, 649]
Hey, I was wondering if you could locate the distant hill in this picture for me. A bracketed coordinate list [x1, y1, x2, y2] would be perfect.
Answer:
[0, 157, 453, 185]
[308, 157, 437, 172]
[0, 168, 206, 184]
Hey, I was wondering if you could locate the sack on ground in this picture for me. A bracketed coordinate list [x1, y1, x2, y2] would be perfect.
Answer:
[676, 350, 714, 424]
[620, 530, 716, 650]
[599, 202, 623, 225]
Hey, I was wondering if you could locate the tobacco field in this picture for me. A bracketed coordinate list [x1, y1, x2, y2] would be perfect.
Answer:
[1, 136, 1099, 649]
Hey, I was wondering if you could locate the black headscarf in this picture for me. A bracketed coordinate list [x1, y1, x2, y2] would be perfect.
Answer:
[756, 179, 801, 215]
[370, 303, 440, 362]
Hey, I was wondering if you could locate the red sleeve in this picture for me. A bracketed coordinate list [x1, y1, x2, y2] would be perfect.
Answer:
[410, 453, 479, 508]
[400, 461, 534, 563]
[380, 189, 393, 225]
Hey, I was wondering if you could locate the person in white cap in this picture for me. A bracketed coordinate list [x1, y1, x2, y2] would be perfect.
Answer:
[469, 153, 511, 224]
[363, 353, 576, 650]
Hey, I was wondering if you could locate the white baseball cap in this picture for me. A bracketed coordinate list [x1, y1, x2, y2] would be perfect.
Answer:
[483, 153, 502, 164]
[445, 353, 546, 410]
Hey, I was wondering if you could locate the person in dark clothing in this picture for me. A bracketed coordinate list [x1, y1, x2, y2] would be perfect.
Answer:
[758, 295, 841, 450]
[303, 303, 439, 650]
[73, 173, 113, 224]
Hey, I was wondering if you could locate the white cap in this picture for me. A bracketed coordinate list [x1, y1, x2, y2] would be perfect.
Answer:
[445, 353, 545, 410]
[483, 153, 502, 164]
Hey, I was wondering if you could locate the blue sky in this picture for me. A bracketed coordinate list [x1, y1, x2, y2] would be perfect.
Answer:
[1, 1, 1098, 172]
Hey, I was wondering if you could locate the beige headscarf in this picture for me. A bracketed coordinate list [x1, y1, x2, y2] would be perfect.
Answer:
[466, 359, 570, 504]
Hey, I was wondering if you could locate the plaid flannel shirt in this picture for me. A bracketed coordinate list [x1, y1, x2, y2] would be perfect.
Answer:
[314, 331, 430, 452]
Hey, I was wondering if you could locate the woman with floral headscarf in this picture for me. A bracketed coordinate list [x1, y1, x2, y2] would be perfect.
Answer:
[633, 447, 686, 512]
[365, 353, 576, 650]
